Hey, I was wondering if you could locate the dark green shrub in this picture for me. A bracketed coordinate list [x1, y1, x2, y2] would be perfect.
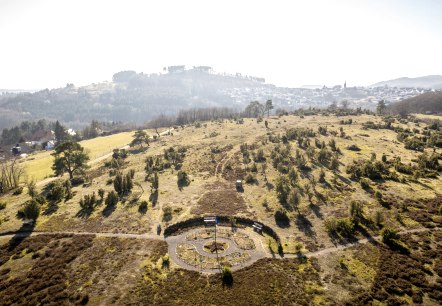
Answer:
[346, 160, 388, 180]
[162, 206, 172, 222]
[245, 173, 256, 184]
[46, 180, 66, 202]
[374, 210, 384, 227]
[249, 163, 258, 173]
[162, 255, 170, 269]
[79, 192, 96, 210]
[22, 199, 40, 221]
[13, 186, 23, 195]
[319, 169, 326, 183]
[0, 201, 6, 210]
[274, 210, 290, 227]
[105, 191, 119, 206]
[404, 137, 425, 151]
[360, 178, 370, 189]
[347, 144, 361, 151]
[27, 180, 37, 198]
[254, 149, 265, 162]
[35, 196, 47, 205]
[222, 266, 233, 286]
[349, 201, 364, 225]
[375, 191, 383, 203]
[275, 175, 290, 205]
[177, 170, 190, 187]
[129, 169, 136, 179]
[325, 217, 354, 238]
[98, 188, 105, 201]
[113, 172, 133, 196]
[64, 180, 73, 200]
[139, 200, 148, 214]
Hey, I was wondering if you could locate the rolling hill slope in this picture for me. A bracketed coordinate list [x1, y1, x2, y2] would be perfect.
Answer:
[371, 75, 442, 89]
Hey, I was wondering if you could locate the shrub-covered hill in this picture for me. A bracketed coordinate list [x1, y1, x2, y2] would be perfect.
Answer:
[0, 69, 269, 129]
[389, 91, 442, 115]
[0, 111, 441, 305]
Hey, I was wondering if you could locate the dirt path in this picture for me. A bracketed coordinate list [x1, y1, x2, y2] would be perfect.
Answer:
[1, 226, 439, 273]
[214, 147, 237, 178]
[214, 154, 229, 178]
[0, 230, 160, 241]
[283, 226, 441, 259]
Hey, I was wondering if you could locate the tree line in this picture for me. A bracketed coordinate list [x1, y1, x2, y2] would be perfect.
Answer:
[388, 91, 442, 116]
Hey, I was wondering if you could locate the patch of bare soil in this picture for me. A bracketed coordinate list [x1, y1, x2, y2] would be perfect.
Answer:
[188, 145, 233, 177]
[221, 152, 246, 181]
[191, 182, 249, 216]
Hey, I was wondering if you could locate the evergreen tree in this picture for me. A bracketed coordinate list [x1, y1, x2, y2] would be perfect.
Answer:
[130, 130, 150, 148]
[54, 120, 68, 142]
[52, 141, 90, 179]
[275, 175, 290, 204]
[377, 100, 386, 115]
[152, 172, 159, 190]
[265, 99, 274, 117]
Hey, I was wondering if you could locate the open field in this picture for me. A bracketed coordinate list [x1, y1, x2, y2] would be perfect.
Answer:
[18, 130, 164, 182]
[1, 112, 442, 304]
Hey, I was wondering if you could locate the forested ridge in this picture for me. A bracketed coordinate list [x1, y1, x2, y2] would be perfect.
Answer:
[389, 91, 442, 115]
[0, 70, 267, 130]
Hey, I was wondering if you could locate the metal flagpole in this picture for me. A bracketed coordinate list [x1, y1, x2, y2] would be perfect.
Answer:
[215, 216, 221, 271]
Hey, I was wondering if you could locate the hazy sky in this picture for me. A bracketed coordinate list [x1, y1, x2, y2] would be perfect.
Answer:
[0, 0, 441, 89]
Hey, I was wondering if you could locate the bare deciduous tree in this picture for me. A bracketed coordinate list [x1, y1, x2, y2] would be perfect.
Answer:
[0, 158, 25, 193]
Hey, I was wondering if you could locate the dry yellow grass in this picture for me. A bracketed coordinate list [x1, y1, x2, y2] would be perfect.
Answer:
[1, 114, 441, 247]
[21, 130, 145, 182]
[1, 113, 441, 306]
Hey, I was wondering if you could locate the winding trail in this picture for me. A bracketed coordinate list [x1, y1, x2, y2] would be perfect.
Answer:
[285, 226, 441, 259]
[1, 226, 440, 273]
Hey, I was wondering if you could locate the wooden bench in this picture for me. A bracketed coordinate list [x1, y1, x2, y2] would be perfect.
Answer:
[204, 216, 217, 226]
[252, 222, 263, 232]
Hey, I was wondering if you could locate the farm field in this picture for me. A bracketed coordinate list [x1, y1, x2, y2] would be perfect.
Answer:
[1, 111, 441, 305]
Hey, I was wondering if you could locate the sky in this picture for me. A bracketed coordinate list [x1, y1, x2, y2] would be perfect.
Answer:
[0, 0, 441, 89]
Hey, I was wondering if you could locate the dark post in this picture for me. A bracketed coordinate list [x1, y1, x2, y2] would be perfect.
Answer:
[215, 216, 221, 271]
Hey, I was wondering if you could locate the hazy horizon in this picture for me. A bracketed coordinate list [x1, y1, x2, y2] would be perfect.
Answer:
[1, 0, 441, 89]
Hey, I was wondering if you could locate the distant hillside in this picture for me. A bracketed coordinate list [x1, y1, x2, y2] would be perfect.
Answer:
[371, 75, 442, 89]
[389, 91, 442, 115]
[0, 69, 270, 129]
[1, 68, 434, 130]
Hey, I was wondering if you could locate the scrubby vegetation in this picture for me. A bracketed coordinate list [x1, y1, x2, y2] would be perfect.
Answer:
[1, 109, 441, 304]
